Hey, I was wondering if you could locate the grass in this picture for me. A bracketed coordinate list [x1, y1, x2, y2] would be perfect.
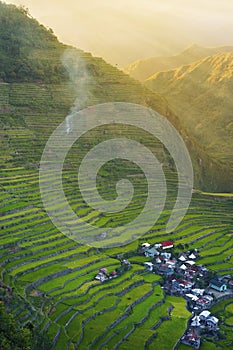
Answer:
[1, 165, 232, 349]
[208, 299, 233, 348]
[0, 41, 232, 349]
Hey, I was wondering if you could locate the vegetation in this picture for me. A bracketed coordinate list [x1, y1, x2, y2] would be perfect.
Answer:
[0, 2, 232, 350]
[145, 52, 233, 192]
[0, 301, 32, 349]
[0, 301, 52, 350]
[209, 299, 233, 348]
[0, 1, 66, 83]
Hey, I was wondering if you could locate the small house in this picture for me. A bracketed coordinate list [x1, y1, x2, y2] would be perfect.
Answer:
[144, 262, 154, 272]
[203, 295, 213, 303]
[181, 329, 200, 349]
[178, 280, 193, 290]
[196, 298, 209, 309]
[192, 289, 205, 296]
[158, 263, 174, 276]
[179, 253, 187, 262]
[189, 253, 197, 260]
[155, 256, 163, 264]
[179, 264, 187, 271]
[209, 278, 227, 292]
[160, 252, 172, 260]
[161, 240, 174, 250]
[166, 259, 177, 268]
[191, 316, 201, 327]
[109, 270, 118, 279]
[186, 293, 199, 302]
[122, 259, 131, 266]
[199, 310, 211, 320]
[185, 269, 196, 279]
[144, 248, 159, 258]
[95, 272, 108, 282]
[154, 243, 162, 249]
[206, 316, 219, 329]
[141, 242, 151, 248]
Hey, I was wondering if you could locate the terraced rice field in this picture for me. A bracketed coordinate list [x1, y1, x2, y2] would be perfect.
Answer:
[207, 298, 233, 349]
[1, 165, 232, 349]
[1, 82, 233, 349]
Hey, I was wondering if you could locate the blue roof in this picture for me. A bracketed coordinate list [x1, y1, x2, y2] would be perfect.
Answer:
[146, 248, 157, 254]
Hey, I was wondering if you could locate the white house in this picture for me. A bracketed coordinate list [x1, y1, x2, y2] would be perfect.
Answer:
[186, 293, 199, 301]
[142, 242, 151, 248]
[199, 310, 211, 320]
[191, 316, 201, 327]
[144, 262, 154, 272]
[207, 316, 219, 328]
[192, 289, 205, 296]
[154, 243, 162, 249]
[161, 252, 171, 260]
[189, 253, 197, 259]
[179, 253, 187, 261]
[166, 259, 177, 268]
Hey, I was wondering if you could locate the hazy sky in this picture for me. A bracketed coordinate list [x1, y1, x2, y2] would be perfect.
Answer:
[3, 0, 233, 66]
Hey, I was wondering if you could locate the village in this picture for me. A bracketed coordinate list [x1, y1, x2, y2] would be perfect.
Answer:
[94, 240, 233, 349]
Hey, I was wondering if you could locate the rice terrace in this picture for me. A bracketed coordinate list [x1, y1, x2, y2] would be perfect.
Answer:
[0, 2, 233, 350]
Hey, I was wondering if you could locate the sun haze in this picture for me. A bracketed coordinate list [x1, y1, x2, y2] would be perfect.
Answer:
[3, 0, 233, 66]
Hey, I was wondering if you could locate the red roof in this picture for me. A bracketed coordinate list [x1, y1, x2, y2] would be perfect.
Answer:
[110, 271, 117, 276]
[178, 279, 191, 286]
[161, 240, 174, 247]
[197, 298, 208, 304]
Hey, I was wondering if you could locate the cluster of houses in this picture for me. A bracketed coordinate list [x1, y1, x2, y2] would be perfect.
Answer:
[93, 239, 232, 349]
[180, 328, 200, 349]
[141, 241, 231, 301]
[94, 260, 131, 283]
[95, 267, 118, 282]
[140, 240, 233, 349]
[142, 241, 203, 287]
[191, 310, 219, 330]
[181, 310, 219, 349]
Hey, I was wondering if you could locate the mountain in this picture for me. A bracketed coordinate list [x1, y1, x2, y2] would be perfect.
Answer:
[124, 44, 233, 81]
[0, 2, 67, 83]
[0, 2, 231, 193]
[0, 2, 172, 166]
[145, 53, 233, 192]
[0, 4, 233, 350]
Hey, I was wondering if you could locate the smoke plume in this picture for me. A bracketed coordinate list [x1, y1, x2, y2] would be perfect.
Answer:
[61, 49, 93, 133]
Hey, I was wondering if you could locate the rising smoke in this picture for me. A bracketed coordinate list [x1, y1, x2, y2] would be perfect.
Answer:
[61, 49, 93, 134]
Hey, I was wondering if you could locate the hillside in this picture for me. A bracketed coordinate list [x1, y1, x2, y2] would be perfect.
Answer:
[0, 2, 172, 167]
[145, 53, 233, 192]
[124, 44, 233, 81]
[0, 3, 233, 350]
[0, 2, 230, 193]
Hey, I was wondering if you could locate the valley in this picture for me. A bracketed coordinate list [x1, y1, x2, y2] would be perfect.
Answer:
[0, 2, 233, 350]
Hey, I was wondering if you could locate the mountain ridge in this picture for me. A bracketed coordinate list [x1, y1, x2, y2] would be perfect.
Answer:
[146, 52, 233, 83]
[145, 52, 233, 192]
[0, 2, 231, 192]
[124, 44, 233, 81]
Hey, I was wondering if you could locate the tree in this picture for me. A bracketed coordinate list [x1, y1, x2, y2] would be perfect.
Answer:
[0, 302, 32, 350]
[0, 302, 52, 350]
